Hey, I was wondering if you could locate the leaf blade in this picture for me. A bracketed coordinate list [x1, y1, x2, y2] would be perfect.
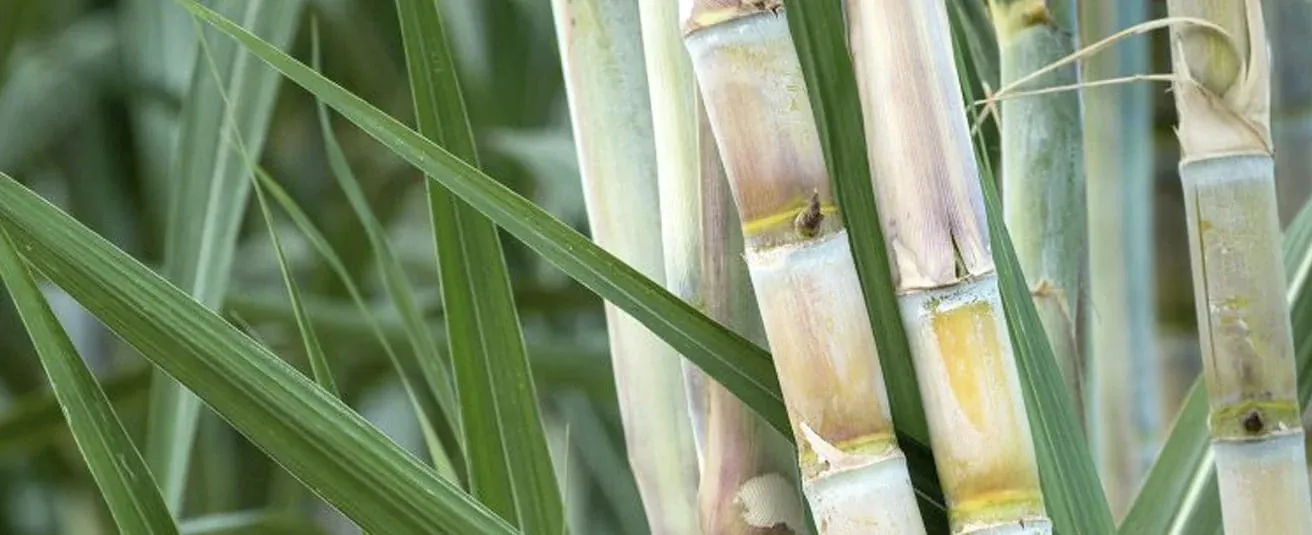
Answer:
[146, 0, 302, 510]
[174, 0, 790, 441]
[0, 171, 515, 535]
[0, 228, 179, 535]
[394, 0, 564, 530]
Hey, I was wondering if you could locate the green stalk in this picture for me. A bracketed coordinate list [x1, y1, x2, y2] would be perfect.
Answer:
[988, 0, 1086, 424]
[639, 3, 806, 533]
[683, 3, 926, 533]
[1267, 0, 1312, 225]
[1167, 2, 1312, 533]
[846, 1, 1049, 532]
[549, 1, 701, 532]
[1078, 0, 1159, 517]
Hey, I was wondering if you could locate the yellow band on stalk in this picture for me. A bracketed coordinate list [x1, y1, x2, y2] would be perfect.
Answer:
[1210, 399, 1302, 441]
[796, 430, 898, 479]
[950, 487, 1047, 531]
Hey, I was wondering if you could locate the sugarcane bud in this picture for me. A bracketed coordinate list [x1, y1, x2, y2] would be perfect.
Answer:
[793, 191, 824, 238]
[987, 0, 1054, 40]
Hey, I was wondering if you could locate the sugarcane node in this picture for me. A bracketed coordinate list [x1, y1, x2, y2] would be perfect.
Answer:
[1241, 409, 1265, 434]
[1019, 1, 1052, 28]
[793, 191, 823, 238]
[746, 0, 782, 15]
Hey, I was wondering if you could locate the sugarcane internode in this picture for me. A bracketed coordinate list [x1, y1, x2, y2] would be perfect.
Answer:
[1167, 1, 1312, 533]
[682, 1, 929, 532]
[847, 0, 1054, 532]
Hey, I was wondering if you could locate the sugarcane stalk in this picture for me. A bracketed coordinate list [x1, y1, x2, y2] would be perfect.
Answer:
[682, 3, 926, 533]
[1266, 0, 1312, 225]
[988, 0, 1086, 425]
[549, 1, 701, 532]
[1078, 0, 1159, 517]
[639, 3, 807, 533]
[845, 1, 1049, 533]
[1167, 2, 1312, 533]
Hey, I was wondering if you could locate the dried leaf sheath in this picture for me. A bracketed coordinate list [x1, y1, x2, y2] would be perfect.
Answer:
[550, 1, 701, 532]
[1168, 2, 1312, 533]
[683, 4, 925, 532]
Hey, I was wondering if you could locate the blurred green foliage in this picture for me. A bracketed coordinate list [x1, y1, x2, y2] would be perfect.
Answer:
[0, 1, 629, 533]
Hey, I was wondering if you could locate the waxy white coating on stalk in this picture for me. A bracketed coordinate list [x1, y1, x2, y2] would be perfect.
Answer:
[805, 457, 923, 534]
[990, 0, 1086, 425]
[639, 0, 709, 469]
[684, 8, 926, 533]
[550, 1, 700, 532]
[1168, 2, 1312, 533]
[846, 0, 1050, 532]
[1214, 435, 1312, 535]
[747, 232, 925, 535]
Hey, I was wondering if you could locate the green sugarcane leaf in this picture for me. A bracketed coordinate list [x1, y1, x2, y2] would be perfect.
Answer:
[312, 35, 465, 475]
[0, 367, 151, 457]
[394, 0, 563, 530]
[978, 146, 1117, 534]
[174, 0, 789, 443]
[784, 0, 947, 525]
[0, 171, 515, 535]
[0, 228, 178, 535]
[146, 0, 302, 510]
[952, 13, 1117, 532]
[307, 26, 463, 479]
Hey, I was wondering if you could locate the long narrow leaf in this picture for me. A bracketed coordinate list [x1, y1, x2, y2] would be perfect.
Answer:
[175, 0, 789, 439]
[314, 53, 464, 471]
[0, 171, 515, 535]
[253, 166, 458, 481]
[978, 147, 1116, 533]
[250, 146, 337, 398]
[179, 510, 323, 535]
[955, 28, 1117, 532]
[201, 18, 338, 399]
[0, 367, 150, 456]
[0, 228, 178, 535]
[394, 0, 563, 530]
[147, 0, 302, 510]
[783, 1, 947, 524]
